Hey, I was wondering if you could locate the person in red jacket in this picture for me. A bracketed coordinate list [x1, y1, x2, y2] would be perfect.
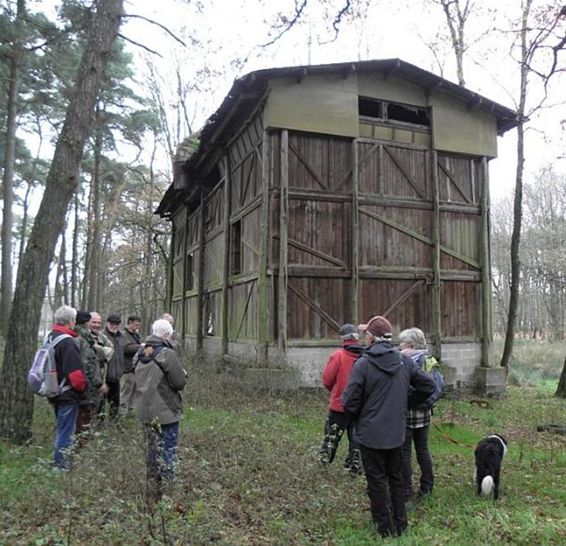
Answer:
[49, 305, 87, 469]
[319, 323, 365, 474]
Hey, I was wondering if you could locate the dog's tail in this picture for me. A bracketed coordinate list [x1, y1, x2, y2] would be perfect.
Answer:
[481, 475, 494, 496]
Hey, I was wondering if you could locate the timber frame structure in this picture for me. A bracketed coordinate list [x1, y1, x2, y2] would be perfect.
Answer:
[157, 59, 517, 391]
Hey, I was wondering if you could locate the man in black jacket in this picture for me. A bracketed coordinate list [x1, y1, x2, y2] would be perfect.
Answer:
[342, 315, 434, 538]
[103, 314, 125, 421]
[120, 315, 142, 413]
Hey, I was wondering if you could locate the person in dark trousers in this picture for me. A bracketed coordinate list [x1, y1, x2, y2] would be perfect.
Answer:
[75, 310, 108, 438]
[103, 314, 125, 421]
[399, 327, 436, 503]
[88, 311, 114, 419]
[120, 315, 142, 413]
[319, 323, 365, 475]
[342, 315, 435, 538]
[49, 305, 87, 469]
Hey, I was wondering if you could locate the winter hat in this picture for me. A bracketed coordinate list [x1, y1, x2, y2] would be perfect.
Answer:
[76, 310, 92, 325]
[339, 323, 359, 341]
[358, 315, 392, 339]
[106, 314, 122, 324]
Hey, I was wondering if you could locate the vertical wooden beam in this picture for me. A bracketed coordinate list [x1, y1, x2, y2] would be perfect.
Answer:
[181, 209, 189, 342]
[378, 143, 384, 195]
[431, 150, 442, 357]
[278, 130, 289, 356]
[257, 130, 271, 365]
[196, 191, 205, 354]
[167, 222, 175, 311]
[221, 155, 231, 356]
[480, 158, 492, 367]
[351, 139, 359, 323]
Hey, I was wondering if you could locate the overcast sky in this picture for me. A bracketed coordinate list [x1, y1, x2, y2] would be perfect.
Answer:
[36, 0, 566, 201]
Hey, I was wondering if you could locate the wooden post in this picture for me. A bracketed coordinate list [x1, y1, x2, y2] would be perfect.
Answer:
[221, 155, 231, 356]
[431, 151, 442, 357]
[181, 208, 189, 343]
[278, 130, 289, 356]
[480, 157, 492, 367]
[196, 191, 205, 354]
[257, 130, 271, 365]
[351, 139, 359, 323]
[167, 223, 175, 311]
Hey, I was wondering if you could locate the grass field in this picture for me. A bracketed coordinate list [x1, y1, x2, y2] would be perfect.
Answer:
[0, 362, 565, 545]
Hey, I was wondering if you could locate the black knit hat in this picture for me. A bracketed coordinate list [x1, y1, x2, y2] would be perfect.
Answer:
[106, 314, 121, 324]
[339, 323, 358, 337]
[76, 310, 92, 325]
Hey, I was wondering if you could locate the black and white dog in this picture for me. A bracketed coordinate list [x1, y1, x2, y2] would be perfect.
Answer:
[474, 434, 508, 500]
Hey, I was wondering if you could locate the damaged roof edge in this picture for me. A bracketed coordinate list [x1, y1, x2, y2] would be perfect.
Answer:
[157, 58, 519, 217]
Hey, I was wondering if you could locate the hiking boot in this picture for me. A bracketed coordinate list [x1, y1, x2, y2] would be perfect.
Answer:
[318, 452, 331, 466]
[319, 422, 342, 465]
[344, 449, 362, 476]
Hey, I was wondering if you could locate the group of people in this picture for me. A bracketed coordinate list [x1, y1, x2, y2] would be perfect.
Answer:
[319, 315, 438, 538]
[47, 305, 186, 496]
[46, 304, 439, 530]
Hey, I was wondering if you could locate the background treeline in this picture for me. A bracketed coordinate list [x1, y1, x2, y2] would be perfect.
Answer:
[492, 167, 566, 341]
[0, 0, 174, 333]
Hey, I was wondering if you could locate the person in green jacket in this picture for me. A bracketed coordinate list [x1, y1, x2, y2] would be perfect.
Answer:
[134, 318, 187, 497]
[75, 311, 108, 437]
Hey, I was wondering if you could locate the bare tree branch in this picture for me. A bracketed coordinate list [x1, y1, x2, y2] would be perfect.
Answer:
[259, 0, 308, 48]
[117, 33, 162, 56]
[121, 13, 187, 47]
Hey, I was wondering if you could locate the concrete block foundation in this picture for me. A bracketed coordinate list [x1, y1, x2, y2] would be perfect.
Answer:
[474, 366, 508, 398]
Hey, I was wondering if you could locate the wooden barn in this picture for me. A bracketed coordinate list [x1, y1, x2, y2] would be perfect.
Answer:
[156, 59, 517, 393]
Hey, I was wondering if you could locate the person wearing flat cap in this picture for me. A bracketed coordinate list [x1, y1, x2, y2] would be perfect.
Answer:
[319, 323, 365, 475]
[342, 315, 435, 539]
[102, 314, 126, 421]
[75, 311, 108, 437]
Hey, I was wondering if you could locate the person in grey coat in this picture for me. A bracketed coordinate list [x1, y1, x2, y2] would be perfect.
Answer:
[134, 318, 187, 492]
[342, 315, 434, 539]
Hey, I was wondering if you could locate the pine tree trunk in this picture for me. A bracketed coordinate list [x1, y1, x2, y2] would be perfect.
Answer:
[0, 0, 124, 444]
[87, 113, 103, 310]
[0, 0, 26, 336]
[71, 192, 80, 308]
[18, 183, 32, 266]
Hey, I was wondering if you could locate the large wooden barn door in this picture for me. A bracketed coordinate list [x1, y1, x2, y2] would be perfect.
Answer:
[283, 132, 353, 341]
[355, 139, 434, 340]
[354, 138, 486, 350]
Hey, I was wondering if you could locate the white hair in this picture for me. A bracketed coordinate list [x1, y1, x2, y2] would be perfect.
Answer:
[54, 305, 77, 325]
[398, 327, 428, 350]
[152, 318, 173, 339]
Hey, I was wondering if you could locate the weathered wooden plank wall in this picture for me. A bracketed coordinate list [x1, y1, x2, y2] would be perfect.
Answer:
[280, 132, 353, 341]
[273, 130, 486, 343]
[173, 122, 489, 352]
[226, 115, 264, 344]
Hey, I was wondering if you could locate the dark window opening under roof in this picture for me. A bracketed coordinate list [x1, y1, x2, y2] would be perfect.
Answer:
[359, 97, 430, 127]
